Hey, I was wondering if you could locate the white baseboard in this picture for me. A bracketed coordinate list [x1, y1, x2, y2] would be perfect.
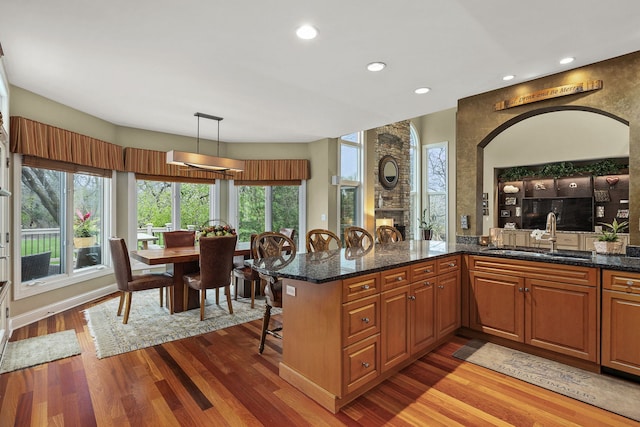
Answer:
[9, 284, 118, 334]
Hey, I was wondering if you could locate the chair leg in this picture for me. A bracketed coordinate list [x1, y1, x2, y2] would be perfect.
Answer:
[215, 288, 219, 305]
[259, 304, 272, 354]
[117, 291, 125, 316]
[159, 287, 164, 307]
[225, 286, 233, 314]
[123, 292, 132, 324]
[251, 279, 256, 309]
[183, 282, 189, 314]
[234, 276, 239, 301]
[169, 286, 174, 315]
[200, 289, 206, 321]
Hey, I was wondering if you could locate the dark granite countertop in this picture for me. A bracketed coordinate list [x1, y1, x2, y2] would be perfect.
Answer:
[248, 240, 640, 283]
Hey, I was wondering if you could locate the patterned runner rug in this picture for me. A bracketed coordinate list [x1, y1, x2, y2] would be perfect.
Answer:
[453, 339, 640, 422]
[84, 289, 278, 359]
[0, 330, 81, 373]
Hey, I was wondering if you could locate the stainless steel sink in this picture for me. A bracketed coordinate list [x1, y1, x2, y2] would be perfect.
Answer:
[483, 248, 593, 262]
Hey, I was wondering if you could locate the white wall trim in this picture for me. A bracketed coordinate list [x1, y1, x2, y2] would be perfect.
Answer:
[9, 283, 118, 333]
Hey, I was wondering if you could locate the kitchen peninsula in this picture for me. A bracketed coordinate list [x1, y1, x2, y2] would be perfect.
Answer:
[250, 241, 640, 413]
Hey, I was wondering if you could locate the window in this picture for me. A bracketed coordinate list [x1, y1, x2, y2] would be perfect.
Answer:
[423, 142, 448, 241]
[235, 184, 301, 247]
[339, 132, 363, 239]
[136, 179, 214, 247]
[17, 158, 113, 298]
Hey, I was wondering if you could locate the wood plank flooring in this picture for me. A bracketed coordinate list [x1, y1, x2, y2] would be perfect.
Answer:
[0, 292, 638, 426]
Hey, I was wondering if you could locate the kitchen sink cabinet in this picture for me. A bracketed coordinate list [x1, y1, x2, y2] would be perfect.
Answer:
[468, 256, 598, 362]
[602, 270, 640, 376]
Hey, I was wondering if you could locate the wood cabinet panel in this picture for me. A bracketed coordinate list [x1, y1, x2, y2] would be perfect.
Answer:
[343, 272, 379, 302]
[602, 290, 640, 376]
[437, 255, 460, 275]
[409, 260, 437, 282]
[468, 255, 597, 286]
[381, 266, 410, 291]
[526, 278, 598, 362]
[437, 270, 461, 339]
[342, 334, 380, 394]
[469, 270, 525, 341]
[342, 295, 380, 346]
[603, 269, 640, 294]
[409, 280, 435, 355]
[380, 285, 410, 372]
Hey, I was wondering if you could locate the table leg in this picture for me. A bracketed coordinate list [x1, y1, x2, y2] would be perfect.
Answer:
[171, 262, 200, 312]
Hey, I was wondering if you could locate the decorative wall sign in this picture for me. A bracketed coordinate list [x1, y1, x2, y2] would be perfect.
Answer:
[494, 80, 603, 111]
[500, 210, 511, 218]
[505, 197, 517, 205]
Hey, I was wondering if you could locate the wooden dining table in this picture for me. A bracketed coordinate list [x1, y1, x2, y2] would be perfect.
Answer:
[131, 241, 252, 312]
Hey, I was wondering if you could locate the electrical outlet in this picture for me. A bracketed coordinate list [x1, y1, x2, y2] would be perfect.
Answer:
[286, 285, 296, 296]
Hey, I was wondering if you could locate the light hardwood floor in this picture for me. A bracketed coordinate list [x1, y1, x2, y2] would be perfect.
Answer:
[0, 292, 637, 426]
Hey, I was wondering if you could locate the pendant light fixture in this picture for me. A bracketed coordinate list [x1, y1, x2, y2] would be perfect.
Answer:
[166, 112, 244, 172]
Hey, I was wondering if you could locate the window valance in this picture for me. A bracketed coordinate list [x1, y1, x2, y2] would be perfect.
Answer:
[10, 116, 124, 171]
[234, 159, 310, 185]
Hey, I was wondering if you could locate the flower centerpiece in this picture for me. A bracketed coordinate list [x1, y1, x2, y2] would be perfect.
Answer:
[200, 223, 237, 237]
[74, 209, 98, 247]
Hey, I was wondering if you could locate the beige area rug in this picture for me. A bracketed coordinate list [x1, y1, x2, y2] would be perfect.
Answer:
[84, 289, 279, 359]
[453, 339, 640, 422]
[0, 330, 81, 374]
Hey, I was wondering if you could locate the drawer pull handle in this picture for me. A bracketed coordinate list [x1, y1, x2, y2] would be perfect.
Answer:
[448, 262, 456, 267]
[362, 362, 370, 368]
[408, 295, 416, 300]
[424, 268, 431, 273]
[438, 285, 444, 289]
[361, 317, 370, 323]
[360, 284, 370, 290]
[424, 281, 431, 287]
[396, 276, 403, 281]
[627, 280, 634, 286]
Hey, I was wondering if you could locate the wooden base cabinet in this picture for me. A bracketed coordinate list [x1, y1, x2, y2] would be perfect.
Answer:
[468, 256, 598, 362]
[602, 270, 640, 376]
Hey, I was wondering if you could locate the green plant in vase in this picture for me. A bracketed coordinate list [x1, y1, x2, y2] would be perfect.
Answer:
[74, 210, 99, 247]
[594, 218, 628, 254]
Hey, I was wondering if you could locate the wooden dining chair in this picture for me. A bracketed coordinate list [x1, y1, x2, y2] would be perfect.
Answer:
[306, 228, 341, 252]
[344, 226, 374, 251]
[278, 227, 297, 245]
[253, 231, 296, 354]
[232, 233, 261, 308]
[376, 225, 404, 243]
[183, 235, 238, 320]
[109, 238, 174, 324]
[162, 230, 199, 307]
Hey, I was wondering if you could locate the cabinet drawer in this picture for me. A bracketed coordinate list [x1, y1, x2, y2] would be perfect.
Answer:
[437, 256, 460, 274]
[603, 270, 640, 294]
[342, 295, 380, 346]
[410, 260, 437, 282]
[342, 334, 379, 395]
[381, 266, 410, 291]
[343, 272, 379, 302]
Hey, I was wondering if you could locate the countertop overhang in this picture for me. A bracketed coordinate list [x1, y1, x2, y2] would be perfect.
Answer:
[248, 240, 640, 283]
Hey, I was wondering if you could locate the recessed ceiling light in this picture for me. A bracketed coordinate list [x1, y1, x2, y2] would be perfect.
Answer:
[367, 62, 386, 72]
[414, 87, 430, 94]
[502, 75, 515, 81]
[560, 57, 575, 65]
[296, 24, 318, 40]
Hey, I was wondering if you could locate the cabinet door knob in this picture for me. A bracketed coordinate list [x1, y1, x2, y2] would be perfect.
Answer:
[424, 268, 431, 273]
[396, 276, 403, 281]
[448, 262, 456, 267]
[362, 362, 370, 368]
[360, 284, 370, 290]
[518, 287, 524, 292]
[424, 281, 431, 287]
[408, 295, 416, 300]
[627, 280, 634, 286]
[524, 287, 530, 292]
[361, 317, 370, 323]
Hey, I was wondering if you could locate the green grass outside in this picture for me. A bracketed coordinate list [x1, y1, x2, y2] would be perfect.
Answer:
[21, 236, 61, 258]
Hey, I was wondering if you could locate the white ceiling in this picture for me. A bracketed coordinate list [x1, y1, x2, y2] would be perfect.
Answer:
[1, 1, 639, 144]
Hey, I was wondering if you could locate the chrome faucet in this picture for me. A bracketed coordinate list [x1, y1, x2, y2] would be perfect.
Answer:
[545, 212, 557, 254]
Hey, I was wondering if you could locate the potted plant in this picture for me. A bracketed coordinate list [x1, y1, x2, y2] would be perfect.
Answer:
[419, 209, 435, 240]
[594, 218, 628, 254]
[74, 209, 99, 247]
